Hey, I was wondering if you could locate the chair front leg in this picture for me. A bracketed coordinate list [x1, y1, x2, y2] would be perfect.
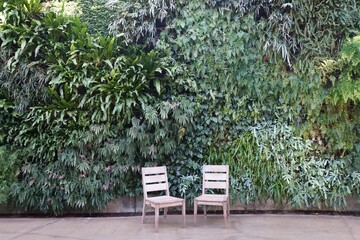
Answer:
[227, 200, 230, 218]
[182, 200, 186, 228]
[223, 202, 227, 227]
[142, 201, 146, 223]
[155, 205, 160, 232]
[194, 200, 198, 225]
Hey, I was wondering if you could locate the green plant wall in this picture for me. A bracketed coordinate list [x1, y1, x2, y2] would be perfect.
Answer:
[0, 0, 359, 214]
[152, 0, 360, 206]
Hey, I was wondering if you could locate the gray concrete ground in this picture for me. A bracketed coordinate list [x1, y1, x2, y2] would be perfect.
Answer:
[0, 214, 359, 240]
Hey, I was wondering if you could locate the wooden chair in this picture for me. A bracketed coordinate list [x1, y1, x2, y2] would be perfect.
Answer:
[141, 166, 186, 232]
[194, 165, 230, 225]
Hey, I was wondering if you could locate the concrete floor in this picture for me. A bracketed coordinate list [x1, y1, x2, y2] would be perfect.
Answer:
[0, 214, 359, 240]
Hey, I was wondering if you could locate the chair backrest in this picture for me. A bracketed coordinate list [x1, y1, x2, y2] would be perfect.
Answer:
[202, 165, 229, 196]
[142, 166, 169, 199]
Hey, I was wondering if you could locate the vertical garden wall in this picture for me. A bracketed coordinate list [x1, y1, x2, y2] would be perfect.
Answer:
[0, 0, 359, 214]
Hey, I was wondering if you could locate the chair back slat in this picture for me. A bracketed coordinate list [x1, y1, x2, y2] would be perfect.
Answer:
[204, 173, 227, 181]
[204, 165, 228, 172]
[145, 183, 168, 192]
[142, 166, 166, 175]
[204, 181, 227, 189]
[202, 165, 229, 196]
[144, 174, 167, 184]
[142, 166, 169, 198]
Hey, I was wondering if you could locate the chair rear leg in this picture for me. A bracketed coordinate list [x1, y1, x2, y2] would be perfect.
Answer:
[164, 207, 168, 218]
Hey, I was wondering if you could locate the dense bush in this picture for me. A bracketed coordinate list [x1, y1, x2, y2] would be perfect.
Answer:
[317, 33, 360, 154]
[208, 122, 360, 208]
[112, 0, 360, 207]
[108, 0, 177, 45]
[0, 0, 359, 213]
[80, 0, 117, 35]
[0, 99, 19, 204]
[0, 0, 193, 214]
[46, 0, 81, 17]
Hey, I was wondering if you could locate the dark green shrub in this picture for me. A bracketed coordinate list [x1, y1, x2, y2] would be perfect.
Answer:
[154, 0, 360, 207]
[47, 0, 81, 17]
[315, 33, 360, 159]
[0, 99, 19, 204]
[0, 145, 17, 204]
[108, 0, 177, 45]
[208, 122, 360, 209]
[1, 0, 359, 213]
[1, 0, 194, 214]
[80, 0, 117, 35]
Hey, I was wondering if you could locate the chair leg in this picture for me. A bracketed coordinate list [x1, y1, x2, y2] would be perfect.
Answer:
[194, 200, 198, 225]
[155, 205, 160, 232]
[142, 201, 146, 223]
[182, 200, 186, 228]
[164, 207, 168, 218]
[227, 200, 230, 218]
[223, 202, 227, 227]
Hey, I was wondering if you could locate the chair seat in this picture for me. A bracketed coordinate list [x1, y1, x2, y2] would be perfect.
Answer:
[195, 194, 228, 203]
[146, 196, 184, 208]
[146, 196, 184, 204]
